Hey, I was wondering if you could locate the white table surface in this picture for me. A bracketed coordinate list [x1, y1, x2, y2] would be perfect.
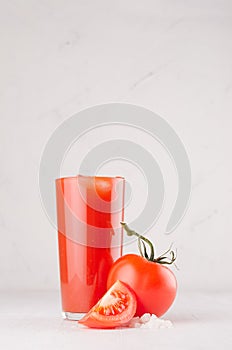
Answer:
[0, 290, 231, 350]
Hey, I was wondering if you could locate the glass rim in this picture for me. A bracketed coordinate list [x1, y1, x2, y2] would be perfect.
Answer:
[55, 174, 125, 182]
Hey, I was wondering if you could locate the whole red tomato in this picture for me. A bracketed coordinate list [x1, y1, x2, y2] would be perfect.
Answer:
[107, 253, 177, 317]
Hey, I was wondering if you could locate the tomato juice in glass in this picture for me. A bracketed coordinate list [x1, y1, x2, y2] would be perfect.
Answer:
[56, 175, 125, 320]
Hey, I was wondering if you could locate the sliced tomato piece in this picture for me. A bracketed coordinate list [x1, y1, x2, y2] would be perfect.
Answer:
[78, 280, 137, 329]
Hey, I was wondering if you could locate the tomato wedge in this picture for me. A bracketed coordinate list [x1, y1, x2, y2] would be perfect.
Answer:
[78, 280, 137, 328]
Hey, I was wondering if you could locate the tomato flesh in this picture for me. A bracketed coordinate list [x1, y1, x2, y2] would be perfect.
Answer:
[78, 280, 137, 328]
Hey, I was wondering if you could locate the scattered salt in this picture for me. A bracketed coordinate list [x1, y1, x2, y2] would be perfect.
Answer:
[126, 313, 173, 329]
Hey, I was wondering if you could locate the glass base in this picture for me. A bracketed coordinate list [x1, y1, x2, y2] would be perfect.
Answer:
[62, 311, 86, 321]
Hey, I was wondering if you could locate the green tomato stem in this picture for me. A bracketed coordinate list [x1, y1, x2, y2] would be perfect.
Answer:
[120, 222, 177, 265]
[121, 222, 155, 261]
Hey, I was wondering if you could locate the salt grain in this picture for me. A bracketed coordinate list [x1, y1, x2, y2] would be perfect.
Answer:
[140, 313, 151, 323]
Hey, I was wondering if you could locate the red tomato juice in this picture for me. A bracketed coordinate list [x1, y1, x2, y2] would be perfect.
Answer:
[56, 176, 125, 314]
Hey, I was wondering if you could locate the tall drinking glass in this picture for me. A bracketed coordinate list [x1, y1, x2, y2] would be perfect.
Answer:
[56, 175, 125, 320]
